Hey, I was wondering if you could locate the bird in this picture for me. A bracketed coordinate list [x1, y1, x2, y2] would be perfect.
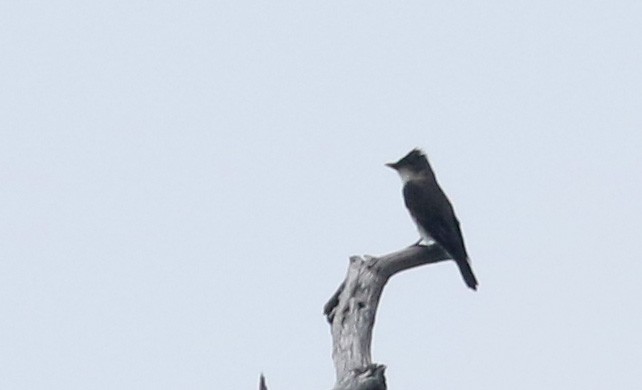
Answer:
[386, 148, 478, 290]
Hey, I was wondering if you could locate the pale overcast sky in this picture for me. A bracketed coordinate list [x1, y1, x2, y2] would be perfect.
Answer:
[2, 1, 642, 389]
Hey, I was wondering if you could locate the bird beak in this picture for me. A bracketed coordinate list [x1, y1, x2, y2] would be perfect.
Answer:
[385, 162, 397, 170]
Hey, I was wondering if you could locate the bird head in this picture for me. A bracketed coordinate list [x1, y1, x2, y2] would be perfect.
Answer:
[386, 148, 432, 182]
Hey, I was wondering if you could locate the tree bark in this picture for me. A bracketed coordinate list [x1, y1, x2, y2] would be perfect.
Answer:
[323, 244, 451, 390]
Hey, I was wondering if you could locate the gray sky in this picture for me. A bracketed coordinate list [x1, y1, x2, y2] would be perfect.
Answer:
[2, 1, 642, 389]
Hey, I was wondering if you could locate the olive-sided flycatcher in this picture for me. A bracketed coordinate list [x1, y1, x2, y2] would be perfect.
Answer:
[386, 149, 478, 290]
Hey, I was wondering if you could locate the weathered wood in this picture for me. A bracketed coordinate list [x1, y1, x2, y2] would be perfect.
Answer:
[324, 244, 451, 390]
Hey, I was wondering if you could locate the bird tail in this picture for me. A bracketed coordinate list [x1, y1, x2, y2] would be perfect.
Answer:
[456, 259, 478, 290]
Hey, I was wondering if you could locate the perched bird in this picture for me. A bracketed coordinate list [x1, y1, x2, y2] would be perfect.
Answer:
[386, 149, 478, 290]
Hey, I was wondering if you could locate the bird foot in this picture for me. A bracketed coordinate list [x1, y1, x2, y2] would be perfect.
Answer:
[409, 238, 424, 247]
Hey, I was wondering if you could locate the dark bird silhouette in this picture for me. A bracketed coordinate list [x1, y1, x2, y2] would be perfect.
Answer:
[386, 149, 478, 290]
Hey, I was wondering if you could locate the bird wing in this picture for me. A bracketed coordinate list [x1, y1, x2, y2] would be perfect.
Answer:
[402, 180, 469, 262]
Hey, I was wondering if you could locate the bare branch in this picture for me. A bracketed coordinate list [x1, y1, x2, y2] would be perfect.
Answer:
[375, 243, 450, 278]
[259, 373, 267, 390]
[325, 244, 451, 389]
